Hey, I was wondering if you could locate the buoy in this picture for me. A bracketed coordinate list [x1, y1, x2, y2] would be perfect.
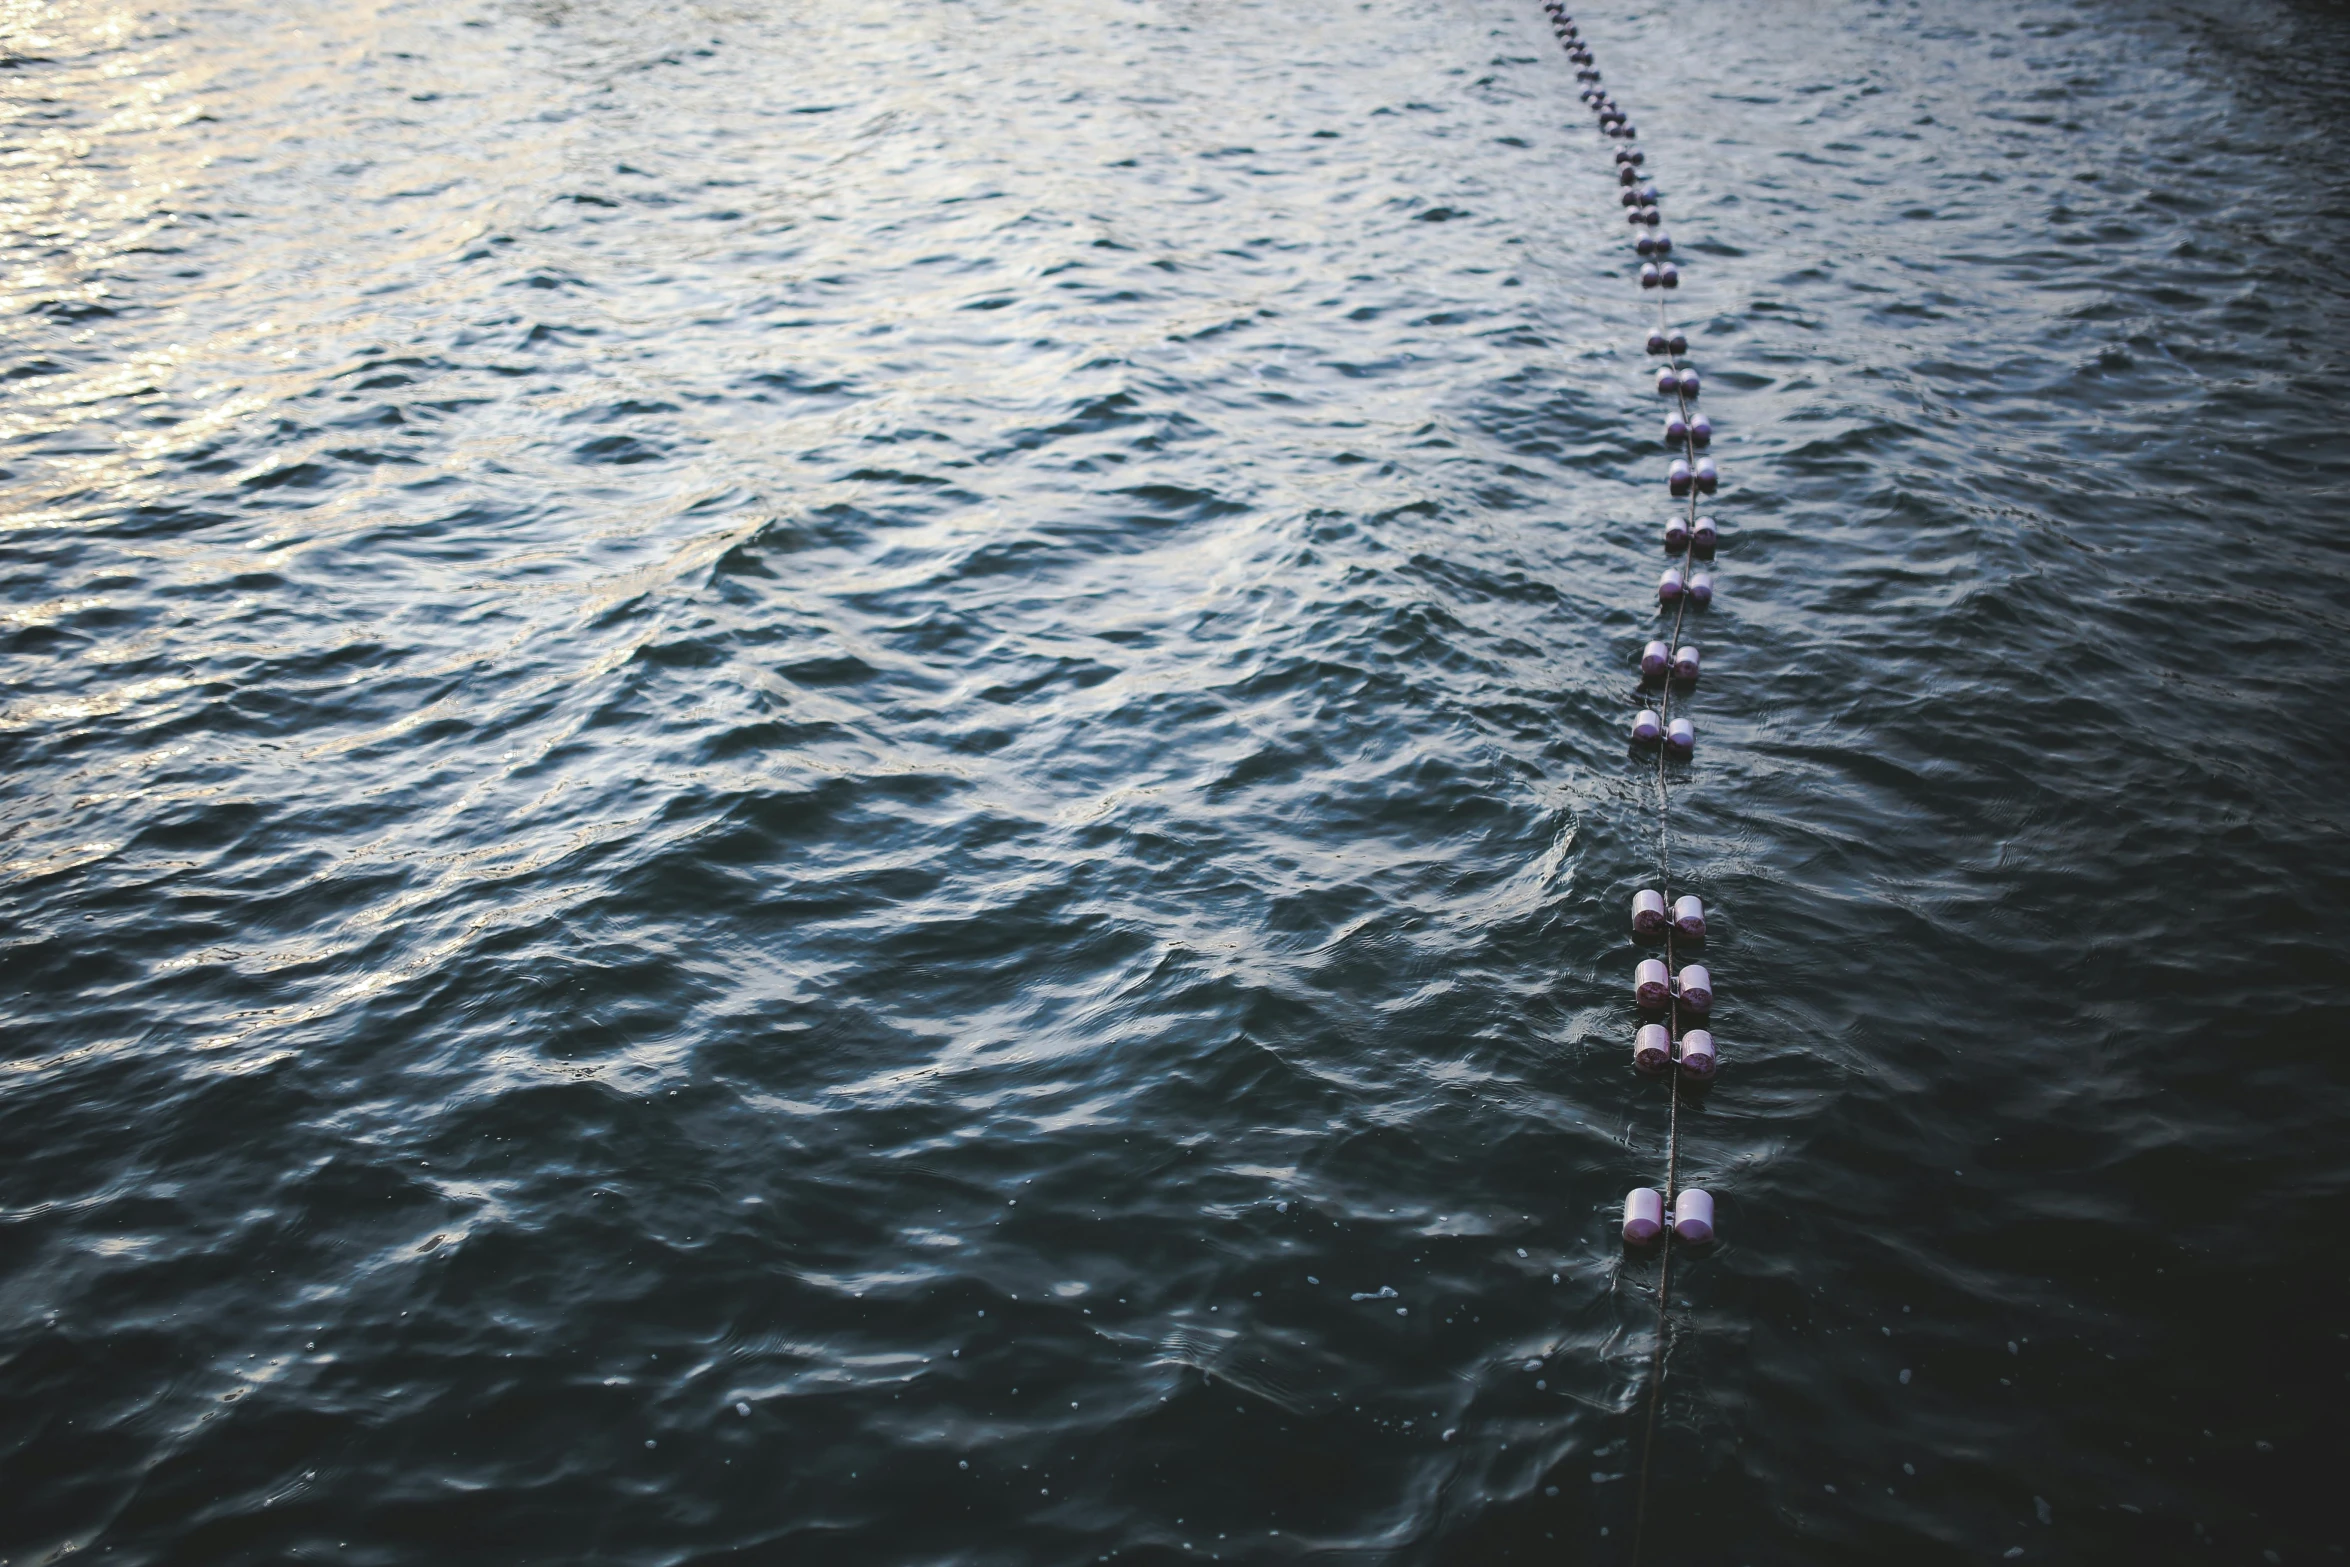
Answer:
[1672, 893, 1705, 936]
[1678, 1028, 1716, 1078]
[1672, 1188, 1715, 1243]
[1659, 263, 1679, 287]
[1631, 708, 1662, 745]
[1686, 569, 1713, 605]
[1664, 413, 1688, 444]
[1631, 887, 1669, 935]
[1640, 263, 1660, 289]
[1665, 329, 1685, 354]
[1668, 459, 1691, 497]
[1658, 565, 1684, 603]
[1623, 1187, 1664, 1244]
[1635, 230, 1657, 256]
[1665, 716, 1693, 754]
[1635, 957, 1670, 1008]
[1620, 187, 1642, 209]
[1690, 516, 1717, 557]
[1646, 327, 1668, 352]
[1671, 644, 1699, 684]
[1688, 413, 1711, 447]
[1676, 368, 1700, 399]
[1654, 367, 1679, 396]
[1677, 963, 1713, 1012]
[1651, 230, 1672, 254]
[1693, 456, 1718, 494]
[1662, 516, 1689, 552]
[1640, 638, 1670, 679]
[1633, 1022, 1672, 1071]
[1637, 206, 1660, 227]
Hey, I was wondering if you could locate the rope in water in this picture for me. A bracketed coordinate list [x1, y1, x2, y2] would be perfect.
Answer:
[1532, 6, 1721, 1560]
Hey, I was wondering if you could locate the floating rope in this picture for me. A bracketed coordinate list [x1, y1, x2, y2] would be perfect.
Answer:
[1534, 7, 1724, 1560]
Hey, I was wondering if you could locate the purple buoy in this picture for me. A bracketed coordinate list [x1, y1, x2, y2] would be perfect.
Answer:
[1665, 716, 1693, 755]
[1689, 413, 1711, 447]
[1639, 207, 1660, 227]
[1635, 230, 1657, 256]
[1679, 1029, 1717, 1078]
[1630, 708, 1663, 746]
[1646, 328, 1668, 354]
[1659, 263, 1679, 287]
[1651, 231, 1672, 255]
[1664, 413, 1688, 443]
[1622, 168, 1642, 191]
[1662, 516, 1689, 552]
[1632, 887, 1669, 935]
[1691, 516, 1716, 557]
[1672, 893, 1705, 936]
[1672, 1188, 1715, 1243]
[1676, 368, 1700, 399]
[1620, 187, 1641, 209]
[1634, 1022, 1672, 1072]
[1655, 367, 1679, 396]
[1623, 1187, 1664, 1244]
[1677, 963, 1713, 1012]
[1686, 569, 1713, 605]
[1640, 263, 1660, 289]
[1694, 457, 1718, 494]
[1635, 957, 1671, 1008]
[1667, 459, 1691, 497]
[1658, 565, 1684, 603]
[1640, 638, 1670, 678]
[1671, 645, 1700, 685]
[1636, 185, 1658, 203]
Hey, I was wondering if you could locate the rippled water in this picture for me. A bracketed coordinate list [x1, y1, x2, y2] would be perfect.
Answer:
[4, 0, 2347, 1560]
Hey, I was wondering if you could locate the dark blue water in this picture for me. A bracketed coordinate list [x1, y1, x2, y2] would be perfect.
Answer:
[4, 0, 2346, 1561]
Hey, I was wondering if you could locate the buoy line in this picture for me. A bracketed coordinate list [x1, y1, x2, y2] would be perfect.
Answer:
[1535, 5, 1723, 1558]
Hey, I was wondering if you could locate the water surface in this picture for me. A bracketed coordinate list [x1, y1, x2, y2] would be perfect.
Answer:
[3, 0, 2346, 1561]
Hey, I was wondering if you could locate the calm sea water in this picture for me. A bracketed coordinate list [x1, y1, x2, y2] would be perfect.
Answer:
[4, 0, 2346, 1561]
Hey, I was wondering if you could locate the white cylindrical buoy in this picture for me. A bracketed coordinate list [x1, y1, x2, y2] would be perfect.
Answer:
[1686, 569, 1713, 605]
[1678, 1028, 1716, 1078]
[1660, 263, 1679, 288]
[1677, 963, 1713, 1012]
[1640, 638, 1670, 679]
[1663, 516, 1689, 552]
[1631, 888, 1668, 935]
[1668, 459, 1691, 497]
[1691, 516, 1717, 557]
[1623, 1187, 1664, 1244]
[1655, 367, 1678, 397]
[1630, 707, 1662, 744]
[1676, 368, 1700, 399]
[1694, 457, 1718, 494]
[1672, 893, 1706, 937]
[1689, 413, 1712, 447]
[1640, 263, 1660, 289]
[1633, 1022, 1671, 1071]
[1666, 716, 1693, 754]
[1658, 565, 1685, 603]
[1635, 958, 1670, 1009]
[1664, 413, 1688, 444]
[1672, 1188, 1715, 1243]
[1671, 645, 1700, 684]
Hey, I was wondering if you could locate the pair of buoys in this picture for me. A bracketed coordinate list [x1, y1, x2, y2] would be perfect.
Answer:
[1632, 959, 1712, 1012]
[1632, 1023, 1717, 1077]
[1622, 1186, 1714, 1245]
[1629, 890, 1706, 938]
[1628, 709, 1694, 753]
[1662, 515, 1717, 555]
[1637, 640, 1700, 683]
[1657, 565, 1714, 605]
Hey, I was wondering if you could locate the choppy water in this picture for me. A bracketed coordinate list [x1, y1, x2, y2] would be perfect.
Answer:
[4, 0, 2347, 1560]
